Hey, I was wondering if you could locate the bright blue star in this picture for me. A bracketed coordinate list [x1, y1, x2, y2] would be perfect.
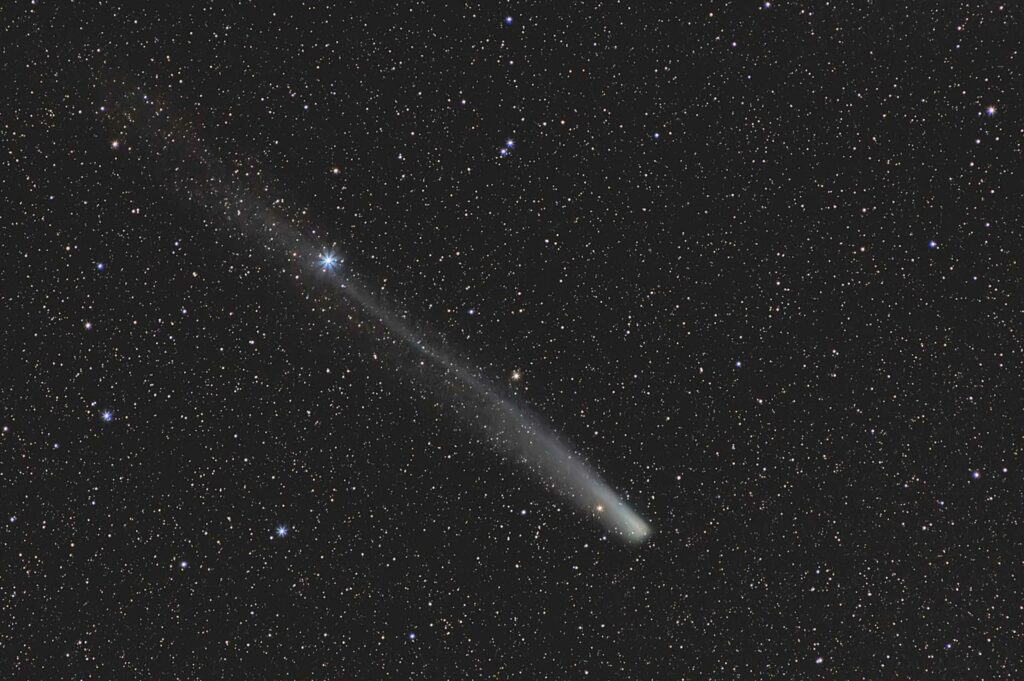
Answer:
[101, 410, 113, 422]
[499, 147, 509, 157]
[96, 262, 106, 271]
[505, 138, 515, 148]
[319, 253, 338, 271]
[504, 16, 513, 25]
[276, 524, 289, 537]
[928, 240, 938, 249]
[408, 631, 417, 641]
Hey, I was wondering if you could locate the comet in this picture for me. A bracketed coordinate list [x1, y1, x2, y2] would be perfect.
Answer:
[111, 92, 652, 543]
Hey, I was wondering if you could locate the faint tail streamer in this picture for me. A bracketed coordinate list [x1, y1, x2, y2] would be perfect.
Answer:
[107, 89, 652, 543]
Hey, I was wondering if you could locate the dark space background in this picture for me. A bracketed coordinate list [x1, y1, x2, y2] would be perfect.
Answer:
[2, 2, 1021, 678]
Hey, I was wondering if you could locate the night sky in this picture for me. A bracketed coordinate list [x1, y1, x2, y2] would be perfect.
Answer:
[3, 2, 1022, 678]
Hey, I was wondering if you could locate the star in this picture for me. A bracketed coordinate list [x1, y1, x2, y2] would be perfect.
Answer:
[319, 253, 338, 271]
[511, 370, 521, 381]
[179, 560, 188, 568]
[275, 524, 289, 537]
[101, 410, 113, 422]
[504, 16, 513, 25]
[408, 631, 417, 641]
[96, 262, 106, 271]
[985, 105, 996, 116]
[505, 138, 515, 148]
[928, 240, 938, 249]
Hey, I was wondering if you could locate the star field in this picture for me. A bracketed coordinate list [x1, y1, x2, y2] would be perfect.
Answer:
[2, 2, 1022, 679]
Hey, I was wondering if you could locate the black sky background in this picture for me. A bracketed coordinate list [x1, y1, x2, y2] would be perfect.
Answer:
[2, 2, 1022, 678]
